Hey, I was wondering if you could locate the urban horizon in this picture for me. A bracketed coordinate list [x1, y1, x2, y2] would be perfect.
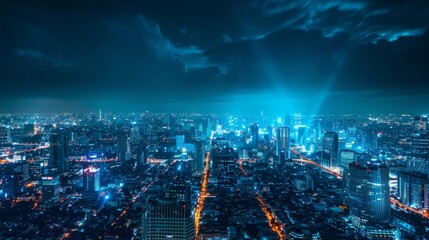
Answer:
[1, 1, 429, 240]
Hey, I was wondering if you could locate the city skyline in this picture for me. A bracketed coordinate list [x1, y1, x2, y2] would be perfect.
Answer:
[1, 1, 429, 114]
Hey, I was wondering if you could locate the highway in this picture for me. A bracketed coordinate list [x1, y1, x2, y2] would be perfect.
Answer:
[0, 144, 50, 158]
[194, 152, 210, 239]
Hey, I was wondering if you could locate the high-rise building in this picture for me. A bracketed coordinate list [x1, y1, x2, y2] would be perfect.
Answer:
[0, 126, 11, 145]
[249, 123, 259, 148]
[83, 167, 100, 192]
[41, 174, 60, 206]
[117, 133, 129, 163]
[295, 125, 306, 146]
[411, 133, 429, 159]
[169, 114, 176, 139]
[276, 126, 290, 163]
[142, 177, 194, 240]
[49, 131, 69, 172]
[0, 174, 20, 198]
[348, 161, 390, 228]
[397, 171, 429, 210]
[362, 128, 378, 151]
[339, 149, 357, 171]
[213, 148, 236, 187]
[194, 140, 205, 172]
[321, 132, 339, 169]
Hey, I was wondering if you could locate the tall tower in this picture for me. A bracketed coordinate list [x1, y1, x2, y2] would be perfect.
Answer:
[362, 128, 378, 151]
[194, 140, 206, 172]
[397, 171, 429, 210]
[348, 161, 390, 228]
[169, 114, 176, 139]
[321, 132, 339, 169]
[82, 166, 100, 199]
[117, 133, 129, 163]
[249, 123, 259, 148]
[49, 131, 69, 172]
[276, 126, 290, 163]
[142, 176, 194, 240]
[41, 174, 60, 206]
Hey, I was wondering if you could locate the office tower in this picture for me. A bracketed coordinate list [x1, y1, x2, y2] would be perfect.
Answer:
[117, 133, 129, 163]
[397, 171, 429, 210]
[284, 114, 292, 128]
[276, 126, 290, 163]
[0, 126, 10, 145]
[194, 140, 205, 172]
[201, 118, 208, 140]
[411, 133, 429, 159]
[293, 113, 302, 126]
[249, 123, 259, 148]
[13, 162, 30, 181]
[169, 114, 176, 139]
[296, 125, 306, 146]
[49, 131, 69, 172]
[24, 123, 35, 136]
[83, 167, 100, 199]
[0, 174, 20, 198]
[142, 178, 194, 240]
[339, 150, 358, 195]
[305, 174, 314, 191]
[348, 161, 390, 228]
[169, 176, 191, 210]
[321, 132, 339, 169]
[137, 144, 147, 166]
[213, 148, 236, 187]
[131, 124, 140, 143]
[41, 174, 60, 206]
[70, 132, 77, 142]
[362, 128, 378, 151]
[176, 135, 185, 150]
[339, 150, 358, 171]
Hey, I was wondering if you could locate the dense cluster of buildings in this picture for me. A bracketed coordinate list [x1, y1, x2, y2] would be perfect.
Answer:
[0, 112, 428, 239]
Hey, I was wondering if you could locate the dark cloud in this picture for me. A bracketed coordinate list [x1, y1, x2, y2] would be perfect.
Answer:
[0, 0, 428, 114]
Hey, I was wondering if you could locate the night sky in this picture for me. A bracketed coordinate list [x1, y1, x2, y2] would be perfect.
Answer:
[1, 0, 429, 114]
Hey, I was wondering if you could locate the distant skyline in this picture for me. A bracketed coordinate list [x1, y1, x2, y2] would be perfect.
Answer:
[1, 1, 429, 114]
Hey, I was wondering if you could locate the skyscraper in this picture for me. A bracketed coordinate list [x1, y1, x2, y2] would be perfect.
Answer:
[169, 114, 176, 139]
[117, 133, 129, 163]
[249, 123, 259, 148]
[213, 148, 237, 188]
[194, 140, 205, 172]
[362, 128, 378, 151]
[348, 161, 391, 228]
[83, 167, 100, 199]
[41, 174, 60, 206]
[142, 177, 194, 240]
[276, 126, 290, 163]
[321, 132, 339, 169]
[397, 171, 429, 210]
[411, 133, 429, 159]
[49, 131, 69, 172]
[0, 126, 11, 145]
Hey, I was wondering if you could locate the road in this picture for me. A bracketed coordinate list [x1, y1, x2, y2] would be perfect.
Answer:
[237, 158, 285, 239]
[194, 152, 210, 238]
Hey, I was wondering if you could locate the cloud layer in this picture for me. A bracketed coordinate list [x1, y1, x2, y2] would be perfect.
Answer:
[0, 0, 428, 114]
